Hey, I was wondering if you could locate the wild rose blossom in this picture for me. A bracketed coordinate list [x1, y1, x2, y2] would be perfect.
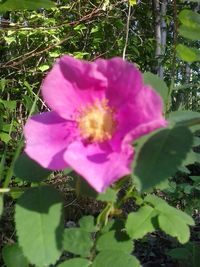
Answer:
[24, 56, 167, 192]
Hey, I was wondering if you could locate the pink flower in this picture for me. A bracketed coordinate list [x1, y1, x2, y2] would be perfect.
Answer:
[24, 56, 166, 192]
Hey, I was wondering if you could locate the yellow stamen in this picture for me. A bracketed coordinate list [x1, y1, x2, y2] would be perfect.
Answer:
[77, 99, 116, 142]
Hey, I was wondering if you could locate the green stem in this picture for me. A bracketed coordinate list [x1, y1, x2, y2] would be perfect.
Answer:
[3, 138, 23, 188]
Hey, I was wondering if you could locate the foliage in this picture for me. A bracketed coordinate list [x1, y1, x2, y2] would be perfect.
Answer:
[1, 0, 200, 267]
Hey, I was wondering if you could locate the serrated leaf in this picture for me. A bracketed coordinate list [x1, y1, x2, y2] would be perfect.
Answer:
[144, 195, 194, 226]
[57, 258, 91, 267]
[158, 213, 190, 244]
[92, 251, 141, 267]
[79, 216, 96, 232]
[0, 194, 3, 218]
[96, 230, 133, 253]
[15, 186, 64, 267]
[0, 0, 55, 11]
[97, 188, 117, 203]
[125, 205, 157, 239]
[14, 153, 51, 182]
[2, 244, 29, 267]
[143, 72, 168, 106]
[63, 228, 93, 257]
[134, 127, 193, 191]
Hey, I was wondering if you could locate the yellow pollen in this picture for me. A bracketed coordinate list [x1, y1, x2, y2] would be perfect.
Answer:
[77, 99, 116, 142]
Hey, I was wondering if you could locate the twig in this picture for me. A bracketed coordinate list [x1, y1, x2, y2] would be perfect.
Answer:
[122, 3, 131, 60]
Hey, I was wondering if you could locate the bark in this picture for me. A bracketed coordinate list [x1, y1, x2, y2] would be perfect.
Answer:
[153, 0, 167, 79]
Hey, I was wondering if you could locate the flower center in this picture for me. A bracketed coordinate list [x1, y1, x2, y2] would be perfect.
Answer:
[77, 99, 116, 142]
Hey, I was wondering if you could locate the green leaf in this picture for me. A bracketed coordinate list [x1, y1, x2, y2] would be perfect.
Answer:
[134, 127, 193, 191]
[143, 72, 168, 107]
[0, 132, 11, 143]
[15, 186, 64, 267]
[179, 25, 200, 41]
[63, 228, 93, 257]
[2, 244, 29, 267]
[96, 230, 133, 253]
[144, 195, 194, 226]
[0, 0, 55, 11]
[182, 150, 200, 166]
[129, 0, 137, 6]
[179, 10, 200, 27]
[14, 153, 51, 182]
[193, 137, 200, 147]
[97, 188, 117, 203]
[178, 9, 200, 41]
[167, 248, 191, 260]
[92, 250, 141, 267]
[144, 195, 194, 243]
[125, 205, 157, 239]
[168, 111, 200, 128]
[193, 244, 200, 267]
[158, 213, 190, 244]
[79, 216, 96, 232]
[0, 100, 17, 111]
[177, 44, 200, 62]
[190, 176, 200, 182]
[38, 64, 50, 72]
[0, 194, 3, 218]
[57, 258, 91, 267]
[10, 188, 24, 200]
[69, 175, 97, 198]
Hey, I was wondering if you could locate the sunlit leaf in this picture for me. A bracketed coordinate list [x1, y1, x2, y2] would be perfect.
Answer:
[0, 0, 55, 11]
[126, 205, 157, 239]
[92, 251, 141, 267]
[57, 258, 91, 267]
[96, 230, 133, 253]
[15, 186, 64, 267]
[79, 215, 97, 232]
[63, 228, 93, 257]
[177, 44, 200, 62]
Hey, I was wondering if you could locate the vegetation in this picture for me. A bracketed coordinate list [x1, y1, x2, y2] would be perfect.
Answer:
[1, 0, 200, 266]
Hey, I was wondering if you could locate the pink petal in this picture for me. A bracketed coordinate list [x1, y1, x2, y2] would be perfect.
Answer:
[24, 112, 76, 170]
[95, 57, 142, 109]
[64, 141, 133, 193]
[110, 85, 167, 150]
[42, 56, 107, 120]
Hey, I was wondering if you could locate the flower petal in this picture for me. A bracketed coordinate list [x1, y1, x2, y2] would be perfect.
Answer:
[95, 57, 142, 109]
[110, 85, 167, 150]
[64, 141, 133, 192]
[42, 56, 107, 120]
[24, 112, 76, 170]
